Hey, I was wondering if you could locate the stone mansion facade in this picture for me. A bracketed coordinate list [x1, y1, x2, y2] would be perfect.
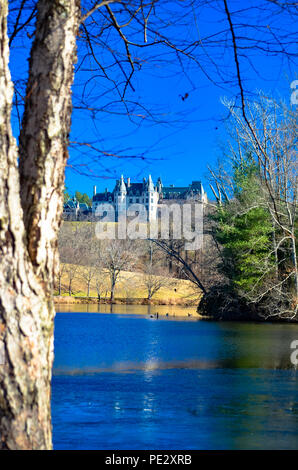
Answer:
[92, 175, 207, 222]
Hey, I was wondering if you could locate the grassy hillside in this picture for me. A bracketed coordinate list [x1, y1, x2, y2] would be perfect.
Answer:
[55, 264, 200, 306]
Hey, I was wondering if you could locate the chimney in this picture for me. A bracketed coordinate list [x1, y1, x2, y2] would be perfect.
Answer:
[127, 177, 131, 187]
[93, 185, 97, 196]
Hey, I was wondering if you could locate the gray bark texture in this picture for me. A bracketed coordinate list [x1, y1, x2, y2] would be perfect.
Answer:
[0, 0, 80, 449]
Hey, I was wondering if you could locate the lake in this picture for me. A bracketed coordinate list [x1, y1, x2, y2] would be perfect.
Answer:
[52, 304, 298, 450]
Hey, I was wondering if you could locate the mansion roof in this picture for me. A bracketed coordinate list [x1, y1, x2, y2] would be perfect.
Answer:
[92, 177, 206, 202]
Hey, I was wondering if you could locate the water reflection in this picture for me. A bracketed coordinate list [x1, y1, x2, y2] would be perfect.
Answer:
[54, 310, 298, 372]
[56, 302, 198, 318]
[52, 308, 298, 450]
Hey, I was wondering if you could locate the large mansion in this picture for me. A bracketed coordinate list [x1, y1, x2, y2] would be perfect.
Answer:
[92, 175, 207, 222]
[63, 175, 207, 221]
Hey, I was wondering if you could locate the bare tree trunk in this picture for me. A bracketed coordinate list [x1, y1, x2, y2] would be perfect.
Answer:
[0, 0, 80, 450]
[110, 282, 115, 302]
[19, 0, 80, 282]
[272, 220, 279, 279]
[291, 231, 298, 299]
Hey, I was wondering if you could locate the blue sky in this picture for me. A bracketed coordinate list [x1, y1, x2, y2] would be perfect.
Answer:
[8, 0, 297, 198]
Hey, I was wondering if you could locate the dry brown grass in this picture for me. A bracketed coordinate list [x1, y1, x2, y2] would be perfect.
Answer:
[56, 263, 201, 306]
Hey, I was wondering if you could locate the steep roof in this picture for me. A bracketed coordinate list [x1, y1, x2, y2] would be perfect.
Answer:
[127, 183, 144, 195]
[161, 187, 189, 199]
[79, 203, 91, 211]
[93, 192, 113, 201]
[161, 181, 204, 199]
[64, 200, 77, 208]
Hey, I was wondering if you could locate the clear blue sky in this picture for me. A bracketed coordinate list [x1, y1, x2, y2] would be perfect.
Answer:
[8, 0, 297, 198]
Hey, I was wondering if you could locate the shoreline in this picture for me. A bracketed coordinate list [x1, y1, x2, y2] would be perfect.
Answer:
[53, 295, 198, 307]
[54, 298, 199, 318]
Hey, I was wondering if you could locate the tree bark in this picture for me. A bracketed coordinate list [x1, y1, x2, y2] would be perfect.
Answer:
[291, 230, 298, 300]
[19, 0, 80, 287]
[110, 283, 115, 302]
[0, 0, 80, 450]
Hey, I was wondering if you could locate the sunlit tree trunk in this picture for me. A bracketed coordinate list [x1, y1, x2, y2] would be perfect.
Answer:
[0, 0, 80, 450]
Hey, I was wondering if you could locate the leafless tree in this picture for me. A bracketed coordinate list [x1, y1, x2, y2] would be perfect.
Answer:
[76, 223, 99, 296]
[0, 0, 80, 449]
[59, 222, 87, 295]
[142, 265, 176, 301]
[141, 241, 175, 300]
[210, 94, 297, 319]
[100, 239, 137, 301]
[94, 267, 107, 301]
[8, 0, 298, 173]
[56, 263, 66, 296]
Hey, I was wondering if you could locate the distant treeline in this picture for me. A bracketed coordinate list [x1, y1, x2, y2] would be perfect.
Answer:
[64, 189, 92, 206]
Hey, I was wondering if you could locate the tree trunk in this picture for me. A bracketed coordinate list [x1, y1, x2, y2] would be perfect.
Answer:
[272, 221, 279, 279]
[0, 0, 80, 450]
[110, 286, 115, 302]
[291, 230, 298, 301]
[19, 0, 80, 283]
[110, 278, 115, 302]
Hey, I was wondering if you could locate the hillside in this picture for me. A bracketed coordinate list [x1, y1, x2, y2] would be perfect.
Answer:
[55, 263, 201, 306]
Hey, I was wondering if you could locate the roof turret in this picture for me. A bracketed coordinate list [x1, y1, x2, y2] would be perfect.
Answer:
[119, 174, 127, 193]
[147, 174, 154, 192]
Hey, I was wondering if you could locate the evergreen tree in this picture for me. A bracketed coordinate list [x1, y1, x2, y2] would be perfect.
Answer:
[214, 156, 274, 296]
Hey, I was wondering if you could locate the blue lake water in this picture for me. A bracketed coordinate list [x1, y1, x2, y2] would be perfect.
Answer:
[52, 306, 298, 450]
